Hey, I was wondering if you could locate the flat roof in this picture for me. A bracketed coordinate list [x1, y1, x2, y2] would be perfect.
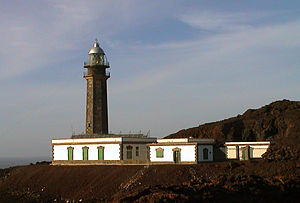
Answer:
[52, 137, 122, 144]
[71, 133, 149, 139]
[224, 141, 271, 146]
[156, 138, 215, 144]
[52, 137, 157, 144]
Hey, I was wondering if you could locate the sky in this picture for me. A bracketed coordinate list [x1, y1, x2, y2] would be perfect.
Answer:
[0, 0, 299, 158]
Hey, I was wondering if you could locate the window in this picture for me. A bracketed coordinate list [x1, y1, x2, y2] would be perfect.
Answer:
[156, 148, 164, 158]
[136, 147, 139, 157]
[98, 146, 104, 161]
[203, 148, 209, 160]
[82, 146, 89, 160]
[67, 147, 74, 161]
[126, 146, 133, 159]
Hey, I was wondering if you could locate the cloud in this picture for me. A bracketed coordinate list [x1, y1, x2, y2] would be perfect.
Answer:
[110, 19, 300, 96]
[179, 10, 273, 31]
[0, 0, 161, 80]
[107, 18, 300, 139]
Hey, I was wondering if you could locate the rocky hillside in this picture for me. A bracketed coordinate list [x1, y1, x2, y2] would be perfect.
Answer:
[166, 100, 300, 147]
[0, 160, 299, 202]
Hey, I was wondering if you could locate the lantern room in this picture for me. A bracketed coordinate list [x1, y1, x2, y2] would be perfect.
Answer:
[86, 39, 109, 66]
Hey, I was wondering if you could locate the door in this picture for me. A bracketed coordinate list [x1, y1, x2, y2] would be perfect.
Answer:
[242, 148, 246, 160]
[173, 151, 180, 163]
[240, 147, 248, 160]
[203, 148, 209, 160]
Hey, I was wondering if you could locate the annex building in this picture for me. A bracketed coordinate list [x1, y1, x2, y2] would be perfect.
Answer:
[148, 138, 214, 164]
[51, 40, 271, 165]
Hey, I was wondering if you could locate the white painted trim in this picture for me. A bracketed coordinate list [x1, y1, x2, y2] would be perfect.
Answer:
[157, 138, 214, 144]
[225, 141, 271, 145]
[52, 137, 122, 144]
[157, 138, 189, 143]
[122, 137, 157, 142]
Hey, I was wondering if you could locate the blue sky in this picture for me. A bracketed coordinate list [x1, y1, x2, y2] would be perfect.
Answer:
[0, 0, 299, 158]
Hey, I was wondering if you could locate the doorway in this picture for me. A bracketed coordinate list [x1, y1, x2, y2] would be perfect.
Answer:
[173, 149, 181, 163]
[239, 146, 249, 160]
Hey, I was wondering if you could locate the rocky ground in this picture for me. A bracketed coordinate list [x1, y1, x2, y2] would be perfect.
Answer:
[0, 159, 299, 202]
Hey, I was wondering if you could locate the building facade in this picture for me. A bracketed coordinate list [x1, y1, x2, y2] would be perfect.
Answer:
[225, 141, 271, 160]
[52, 136, 156, 165]
[148, 138, 214, 164]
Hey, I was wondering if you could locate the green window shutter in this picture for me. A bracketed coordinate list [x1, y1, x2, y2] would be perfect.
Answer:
[68, 148, 73, 160]
[156, 149, 163, 158]
[83, 148, 88, 160]
[98, 147, 104, 160]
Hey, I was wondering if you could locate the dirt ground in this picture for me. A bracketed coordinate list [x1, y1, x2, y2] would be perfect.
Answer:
[0, 159, 299, 202]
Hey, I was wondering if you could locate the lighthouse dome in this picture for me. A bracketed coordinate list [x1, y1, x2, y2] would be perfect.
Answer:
[88, 40, 104, 54]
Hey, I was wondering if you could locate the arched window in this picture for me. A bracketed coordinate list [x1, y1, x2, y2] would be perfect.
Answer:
[82, 146, 89, 160]
[203, 148, 209, 160]
[67, 147, 74, 161]
[126, 146, 133, 159]
[156, 148, 164, 158]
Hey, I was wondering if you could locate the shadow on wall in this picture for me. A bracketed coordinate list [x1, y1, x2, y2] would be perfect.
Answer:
[214, 147, 227, 162]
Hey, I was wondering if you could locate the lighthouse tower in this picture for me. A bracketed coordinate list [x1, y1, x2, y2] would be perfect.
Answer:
[84, 39, 110, 135]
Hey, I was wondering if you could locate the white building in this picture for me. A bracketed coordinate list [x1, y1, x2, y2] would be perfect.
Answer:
[225, 141, 271, 160]
[51, 136, 272, 165]
[148, 138, 215, 164]
[51, 136, 156, 165]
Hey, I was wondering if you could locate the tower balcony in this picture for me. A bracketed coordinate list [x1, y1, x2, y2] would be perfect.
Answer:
[83, 71, 110, 78]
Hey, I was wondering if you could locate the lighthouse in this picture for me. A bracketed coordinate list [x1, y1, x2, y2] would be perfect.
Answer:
[84, 39, 110, 135]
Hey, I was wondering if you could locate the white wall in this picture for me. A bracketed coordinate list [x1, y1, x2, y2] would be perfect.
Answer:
[149, 145, 196, 162]
[53, 144, 120, 160]
[197, 145, 213, 162]
[226, 144, 269, 159]
[227, 146, 237, 159]
[250, 145, 269, 158]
